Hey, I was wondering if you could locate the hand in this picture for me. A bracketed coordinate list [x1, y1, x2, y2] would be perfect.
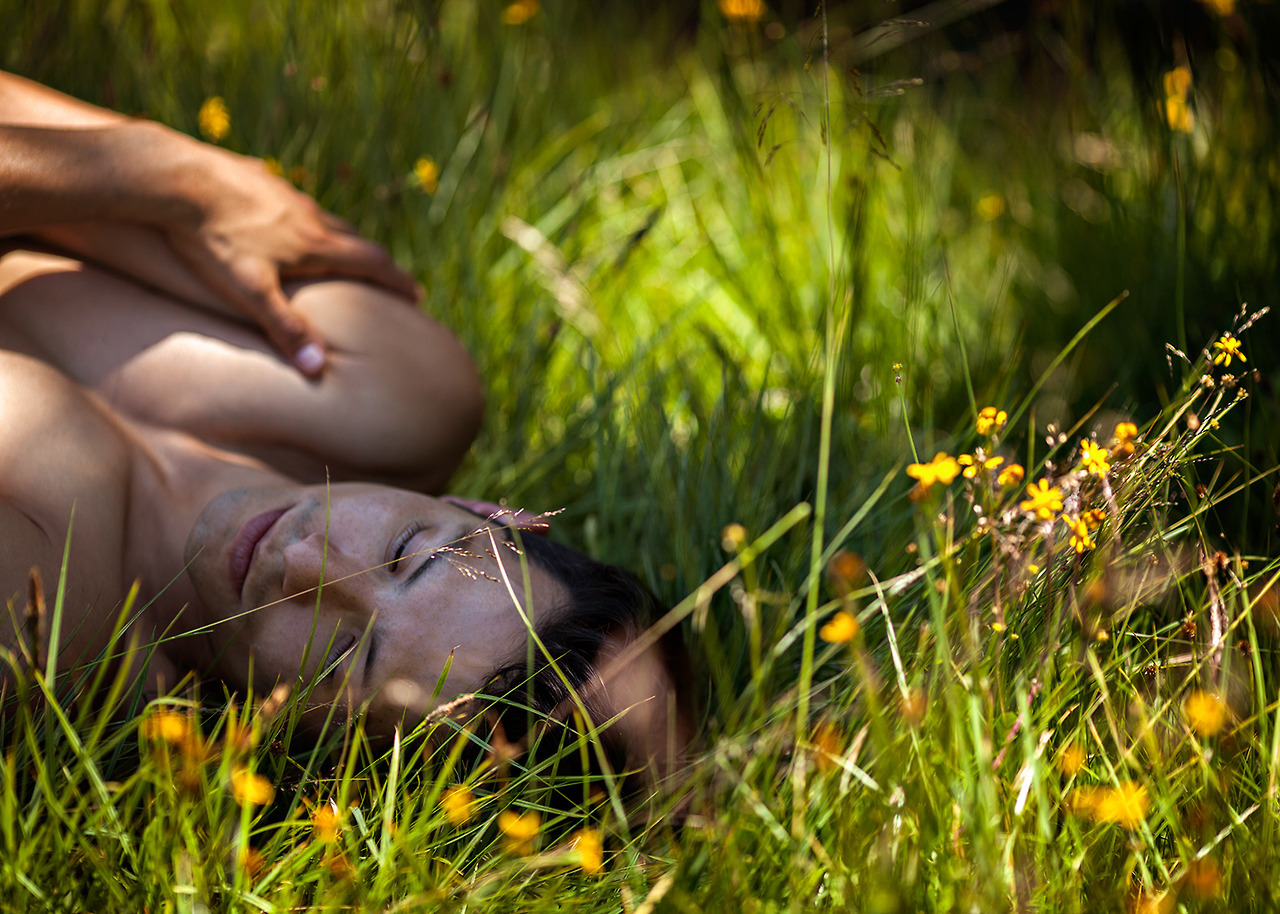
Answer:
[159, 141, 420, 376]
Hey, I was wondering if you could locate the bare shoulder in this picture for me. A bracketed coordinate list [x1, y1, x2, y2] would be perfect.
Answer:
[0, 337, 130, 628]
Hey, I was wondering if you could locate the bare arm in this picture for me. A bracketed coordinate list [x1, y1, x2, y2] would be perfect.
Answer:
[0, 72, 420, 375]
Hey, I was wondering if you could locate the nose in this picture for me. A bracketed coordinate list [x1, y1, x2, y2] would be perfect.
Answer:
[281, 532, 370, 607]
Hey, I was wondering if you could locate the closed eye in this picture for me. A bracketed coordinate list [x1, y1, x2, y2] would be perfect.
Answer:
[320, 635, 357, 684]
[387, 522, 425, 572]
[402, 546, 445, 588]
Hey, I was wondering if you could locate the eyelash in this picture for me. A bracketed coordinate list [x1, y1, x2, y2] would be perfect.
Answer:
[387, 522, 426, 572]
[321, 635, 356, 684]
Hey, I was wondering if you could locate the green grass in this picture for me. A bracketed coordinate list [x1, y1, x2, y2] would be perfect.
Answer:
[3, 0, 1280, 910]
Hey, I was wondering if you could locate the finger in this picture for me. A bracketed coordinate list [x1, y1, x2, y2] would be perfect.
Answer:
[290, 233, 422, 303]
[318, 210, 358, 234]
[251, 280, 328, 377]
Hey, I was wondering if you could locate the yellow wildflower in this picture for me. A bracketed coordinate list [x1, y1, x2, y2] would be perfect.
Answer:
[1078, 439, 1111, 477]
[572, 828, 604, 875]
[819, 610, 859, 644]
[958, 452, 1004, 479]
[975, 193, 1005, 221]
[1112, 421, 1138, 458]
[414, 156, 439, 194]
[312, 802, 342, 843]
[230, 768, 275, 808]
[198, 96, 230, 142]
[1065, 516, 1096, 554]
[906, 452, 961, 490]
[721, 523, 747, 552]
[1021, 478, 1063, 520]
[1083, 508, 1106, 529]
[142, 710, 191, 745]
[1212, 332, 1245, 367]
[263, 157, 284, 177]
[976, 406, 1007, 436]
[142, 709, 206, 760]
[1164, 95, 1194, 134]
[1199, 0, 1236, 15]
[997, 463, 1025, 487]
[1058, 744, 1086, 777]
[501, 0, 539, 25]
[719, 0, 766, 24]
[1184, 690, 1228, 737]
[1163, 66, 1192, 100]
[441, 785, 476, 826]
[498, 809, 541, 854]
[1093, 781, 1150, 829]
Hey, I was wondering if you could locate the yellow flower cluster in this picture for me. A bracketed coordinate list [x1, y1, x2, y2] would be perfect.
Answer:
[819, 610, 859, 644]
[1162, 66, 1194, 134]
[1070, 781, 1149, 829]
[198, 96, 231, 143]
[414, 156, 440, 194]
[719, 0, 766, 24]
[1184, 690, 1229, 736]
[1064, 515, 1096, 554]
[1212, 332, 1245, 367]
[997, 463, 1025, 487]
[976, 406, 1007, 436]
[501, 0, 539, 25]
[499, 809, 541, 854]
[230, 768, 274, 807]
[1078, 439, 1110, 477]
[721, 522, 748, 552]
[1058, 744, 1086, 777]
[958, 452, 1003, 479]
[975, 194, 1005, 222]
[441, 785, 476, 826]
[1021, 478, 1063, 520]
[572, 828, 604, 875]
[311, 801, 343, 843]
[907, 452, 960, 491]
[1112, 421, 1139, 458]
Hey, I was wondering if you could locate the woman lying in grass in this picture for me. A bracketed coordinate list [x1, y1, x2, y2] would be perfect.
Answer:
[0, 71, 682, 779]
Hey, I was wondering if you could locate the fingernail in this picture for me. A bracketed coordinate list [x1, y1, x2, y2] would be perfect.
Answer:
[294, 342, 325, 375]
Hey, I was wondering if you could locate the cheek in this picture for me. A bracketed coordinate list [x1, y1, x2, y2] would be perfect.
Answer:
[235, 609, 340, 686]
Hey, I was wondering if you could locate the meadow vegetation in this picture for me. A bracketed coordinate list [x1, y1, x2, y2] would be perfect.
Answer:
[3, 0, 1280, 910]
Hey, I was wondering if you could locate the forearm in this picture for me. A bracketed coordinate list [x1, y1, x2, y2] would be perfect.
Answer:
[0, 71, 126, 127]
[0, 120, 198, 237]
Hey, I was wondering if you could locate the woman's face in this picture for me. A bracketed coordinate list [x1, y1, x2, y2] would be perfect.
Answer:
[183, 484, 565, 731]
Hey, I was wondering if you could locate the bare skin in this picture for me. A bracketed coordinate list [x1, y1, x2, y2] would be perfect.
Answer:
[0, 75, 562, 725]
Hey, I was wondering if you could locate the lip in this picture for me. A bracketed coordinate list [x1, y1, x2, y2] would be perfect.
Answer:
[229, 506, 291, 600]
